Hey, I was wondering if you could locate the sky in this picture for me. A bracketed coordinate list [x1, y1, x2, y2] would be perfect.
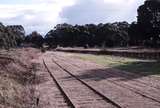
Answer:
[0, 0, 145, 35]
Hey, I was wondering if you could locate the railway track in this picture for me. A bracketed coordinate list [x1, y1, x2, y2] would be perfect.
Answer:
[50, 53, 160, 108]
[54, 55, 160, 103]
[43, 58, 122, 108]
[53, 53, 160, 90]
[43, 60, 74, 108]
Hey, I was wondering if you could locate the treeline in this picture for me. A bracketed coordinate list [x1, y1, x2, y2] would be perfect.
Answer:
[0, 23, 44, 49]
[129, 0, 160, 47]
[25, 31, 44, 48]
[0, 0, 160, 49]
[45, 22, 130, 48]
[44, 0, 160, 48]
[0, 23, 25, 49]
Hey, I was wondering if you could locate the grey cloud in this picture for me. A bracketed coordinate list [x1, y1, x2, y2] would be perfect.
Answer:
[60, 0, 144, 24]
[0, 9, 55, 35]
[0, 0, 145, 35]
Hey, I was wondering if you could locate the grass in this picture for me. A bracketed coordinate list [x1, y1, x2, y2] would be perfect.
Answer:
[0, 74, 26, 108]
[71, 53, 160, 76]
[0, 49, 38, 108]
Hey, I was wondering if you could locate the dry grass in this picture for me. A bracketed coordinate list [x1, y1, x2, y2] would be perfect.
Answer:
[0, 48, 41, 108]
[71, 53, 160, 76]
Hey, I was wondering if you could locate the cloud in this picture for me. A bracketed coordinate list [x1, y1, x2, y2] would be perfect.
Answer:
[0, 0, 145, 35]
[0, 0, 75, 35]
[60, 0, 145, 24]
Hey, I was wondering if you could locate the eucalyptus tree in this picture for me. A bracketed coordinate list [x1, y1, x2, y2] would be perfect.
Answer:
[45, 22, 130, 48]
[128, 22, 141, 45]
[0, 23, 25, 49]
[6, 25, 25, 46]
[26, 31, 44, 48]
[137, 0, 160, 47]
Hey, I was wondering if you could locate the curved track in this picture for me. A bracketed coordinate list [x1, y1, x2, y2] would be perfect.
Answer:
[43, 58, 122, 108]
[43, 60, 75, 108]
[53, 55, 160, 103]
[49, 52, 160, 108]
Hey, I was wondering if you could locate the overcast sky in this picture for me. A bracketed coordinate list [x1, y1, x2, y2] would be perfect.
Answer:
[0, 0, 145, 35]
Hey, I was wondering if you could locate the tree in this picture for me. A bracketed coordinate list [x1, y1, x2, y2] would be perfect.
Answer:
[6, 25, 25, 46]
[128, 22, 141, 46]
[25, 31, 44, 48]
[74, 25, 89, 47]
[45, 30, 58, 48]
[137, 0, 160, 47]
[0, 23, 25, 49]
[45, 22, 130, 48]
